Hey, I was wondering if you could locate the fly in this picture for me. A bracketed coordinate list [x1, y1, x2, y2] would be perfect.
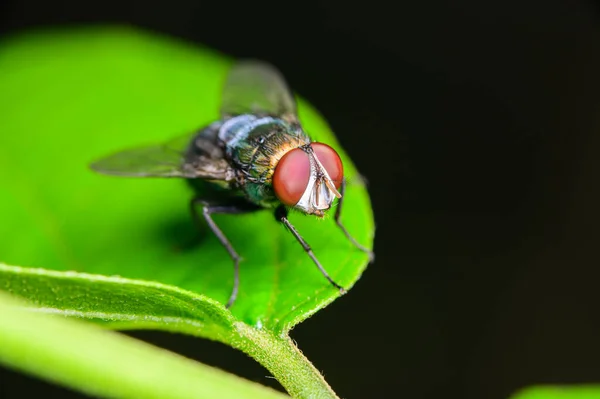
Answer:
[90, 60, 373, 308]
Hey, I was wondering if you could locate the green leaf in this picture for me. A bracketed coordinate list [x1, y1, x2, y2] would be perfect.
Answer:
[0, 263, 341, 398]
[0, 25, 373, 332]
[508, 385, 600, 399]
[0, 290, 289, 399]
[0, 25, 374, 398]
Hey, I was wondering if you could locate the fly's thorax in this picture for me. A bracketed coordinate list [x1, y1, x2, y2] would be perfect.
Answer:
[218, 114, 310, 207]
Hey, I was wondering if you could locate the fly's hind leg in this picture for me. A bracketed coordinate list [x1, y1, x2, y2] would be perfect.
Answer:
[335, 179, 375, 262]
[190, 197, 260, 308]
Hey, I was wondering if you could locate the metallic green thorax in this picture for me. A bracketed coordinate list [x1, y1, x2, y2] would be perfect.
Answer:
[219, 114, 310, 207]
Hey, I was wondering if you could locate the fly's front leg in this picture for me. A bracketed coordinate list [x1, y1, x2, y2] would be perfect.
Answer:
[335, 179, 375, 262]
[275, 205, 347, 295]
[190, 197, 259, 309]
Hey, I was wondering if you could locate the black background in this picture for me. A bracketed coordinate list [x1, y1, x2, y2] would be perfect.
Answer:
[1, 1, 600, 398]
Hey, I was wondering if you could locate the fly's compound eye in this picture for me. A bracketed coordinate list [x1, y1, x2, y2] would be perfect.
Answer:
[273, 143, 344, 207]
[273, 148, 311, 206]
[311, 142, 343, 189]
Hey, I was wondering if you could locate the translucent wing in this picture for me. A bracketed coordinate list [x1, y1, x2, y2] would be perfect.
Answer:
[220, 60, 298, 122]
[90, 129, 233, 181]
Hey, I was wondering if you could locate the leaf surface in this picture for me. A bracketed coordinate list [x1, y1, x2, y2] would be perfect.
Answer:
[0, 26, 375, 399]
[0, 26, 374, 333]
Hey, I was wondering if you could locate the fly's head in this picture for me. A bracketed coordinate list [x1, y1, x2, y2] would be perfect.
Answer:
[272, 143, 343, 217]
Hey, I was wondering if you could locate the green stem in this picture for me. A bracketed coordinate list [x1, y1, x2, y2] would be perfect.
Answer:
[0, 291, 288, 399]
[232, 322, 340, 399]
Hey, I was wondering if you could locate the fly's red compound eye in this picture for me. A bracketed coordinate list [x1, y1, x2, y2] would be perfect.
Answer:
[273, 148, 311, 206]
[311, 142, 343, 188]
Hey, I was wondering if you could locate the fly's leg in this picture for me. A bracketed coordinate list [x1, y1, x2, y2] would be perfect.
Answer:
[190, 198, 259, 308]
[275, 205, 347, 295]
[335, 179, 375, 262]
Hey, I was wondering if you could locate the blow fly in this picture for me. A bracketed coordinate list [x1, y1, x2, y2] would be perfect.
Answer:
[90, 60, 372, 308]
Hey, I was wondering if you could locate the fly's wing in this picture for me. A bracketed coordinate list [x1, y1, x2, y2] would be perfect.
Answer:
[220, 60, 299, 122]
[90, 130, 233, 181]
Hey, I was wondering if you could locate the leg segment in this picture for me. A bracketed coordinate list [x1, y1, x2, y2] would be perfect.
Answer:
[190, 198, 259, 308]
[275, 205, 346, 294]
[334, 179, 375, 262]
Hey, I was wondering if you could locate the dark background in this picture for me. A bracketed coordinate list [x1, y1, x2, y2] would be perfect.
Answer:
[1, 1, 600, 398]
